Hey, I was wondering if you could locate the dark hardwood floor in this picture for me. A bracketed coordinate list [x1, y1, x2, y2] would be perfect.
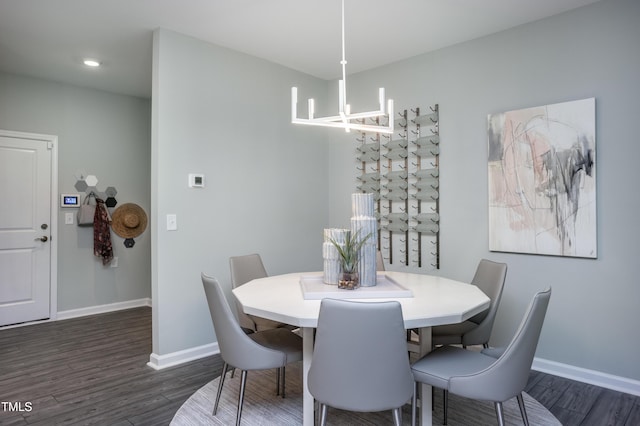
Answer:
[0, 307, 638, 425]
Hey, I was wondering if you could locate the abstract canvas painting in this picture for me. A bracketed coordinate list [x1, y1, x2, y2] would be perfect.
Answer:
[487, 98, 596, 258]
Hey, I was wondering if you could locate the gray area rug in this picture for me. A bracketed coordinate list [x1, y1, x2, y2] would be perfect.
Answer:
[172, 361, 561, 425]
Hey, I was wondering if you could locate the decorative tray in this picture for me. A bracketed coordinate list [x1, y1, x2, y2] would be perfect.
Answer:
[300, 274, 413, 300]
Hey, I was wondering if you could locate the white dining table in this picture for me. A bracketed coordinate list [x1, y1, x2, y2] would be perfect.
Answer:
[232, 270, 490, 426]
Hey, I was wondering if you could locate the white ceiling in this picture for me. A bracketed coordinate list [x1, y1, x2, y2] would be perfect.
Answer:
[0, 0, 601, 98]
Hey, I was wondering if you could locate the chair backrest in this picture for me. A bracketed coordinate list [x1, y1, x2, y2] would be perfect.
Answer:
[229, 253, 268, 288]
[201, 273, 285, 370]
[449, 288, 551, 402]
[229, 254, 268, 331]
[308, 299, 414, 412]
[462, 259, 507, 346]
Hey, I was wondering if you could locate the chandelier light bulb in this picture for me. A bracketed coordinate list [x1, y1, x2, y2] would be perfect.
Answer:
[83, 59, 101, 67]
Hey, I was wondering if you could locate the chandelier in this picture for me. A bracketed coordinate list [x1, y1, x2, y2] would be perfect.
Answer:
[291, 0, 394, 134]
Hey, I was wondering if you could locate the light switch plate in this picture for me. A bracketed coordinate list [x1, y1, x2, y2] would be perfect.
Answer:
[167, 214, 177, 231]
[65, 212, 74, 225]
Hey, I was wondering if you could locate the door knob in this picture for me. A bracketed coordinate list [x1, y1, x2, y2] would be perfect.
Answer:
[35, 236, 48, 242]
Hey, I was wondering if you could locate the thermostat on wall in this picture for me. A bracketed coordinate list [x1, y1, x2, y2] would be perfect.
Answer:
[60, 193, 81, 208]
[188, 173, 205, 188]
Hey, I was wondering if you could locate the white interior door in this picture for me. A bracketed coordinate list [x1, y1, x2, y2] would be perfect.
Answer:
[0, 131, 55, 326]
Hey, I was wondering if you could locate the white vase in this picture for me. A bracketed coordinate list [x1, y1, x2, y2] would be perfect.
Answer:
[350, 193, 378, 287]
[323, 228, 349, 284]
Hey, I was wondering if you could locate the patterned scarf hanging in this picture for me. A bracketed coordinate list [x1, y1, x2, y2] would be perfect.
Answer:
[93, 198, 113, 265]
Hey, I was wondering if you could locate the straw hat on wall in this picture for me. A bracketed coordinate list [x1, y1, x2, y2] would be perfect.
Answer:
[111, 203, 148, 239]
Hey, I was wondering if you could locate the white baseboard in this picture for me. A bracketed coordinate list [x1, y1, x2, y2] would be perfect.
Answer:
[56, 298, 152, 320]
[533, 357, 640, 397]
[147, 343, 220, 370]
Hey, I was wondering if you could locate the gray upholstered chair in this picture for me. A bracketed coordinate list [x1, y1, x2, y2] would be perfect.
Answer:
[411, 288, 551, 426]
[431, 259, 508, 348]
[308, 299, 415, 426]
[422, 259, 507, 423]
[229, 253, 289, 333]
[201, 273, 302, 426]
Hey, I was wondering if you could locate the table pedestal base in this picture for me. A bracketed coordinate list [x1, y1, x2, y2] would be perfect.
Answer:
[302, 327, 314, 426]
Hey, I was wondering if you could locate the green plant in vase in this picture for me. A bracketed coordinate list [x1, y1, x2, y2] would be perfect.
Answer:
[329, 230, 371, 290]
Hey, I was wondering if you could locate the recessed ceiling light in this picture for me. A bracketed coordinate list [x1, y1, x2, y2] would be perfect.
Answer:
[83, 59, 101, 67]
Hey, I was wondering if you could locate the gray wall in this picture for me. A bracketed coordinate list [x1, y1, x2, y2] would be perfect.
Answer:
[151, 29, 329, 355]
[0, 72, 151, 311]
[328, 0, 640, 381]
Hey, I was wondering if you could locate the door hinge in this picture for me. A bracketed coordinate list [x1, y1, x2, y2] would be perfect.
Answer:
[47, 141, 54, 149]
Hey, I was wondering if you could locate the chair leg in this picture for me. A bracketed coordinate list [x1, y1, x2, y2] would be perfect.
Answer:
[443, 389, 448, 425]
[411, 382, 417, 426]
[432, 387, 434, 411]
[213, 362, 229, 415]
[494, 401, 505, 426]
[281, 366, 286, 398]
[236, 370, 248, 426]
[392, 407, 403, 426]
[274, 367, 287, 398]
[318, 403, 328, 426]
[517, 393, 530, 426]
